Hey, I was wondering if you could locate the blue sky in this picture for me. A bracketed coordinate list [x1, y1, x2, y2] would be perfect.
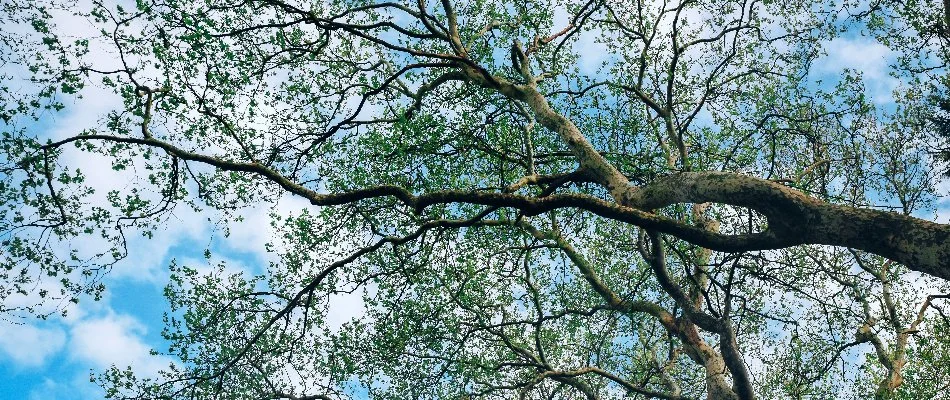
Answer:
[0, 183, 320, 398]
[2, 2, 950, 399]
[1, 280, 168, 399]
[0, 75, 319, 396]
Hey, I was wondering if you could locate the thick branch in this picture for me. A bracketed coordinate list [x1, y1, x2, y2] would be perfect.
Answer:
[625, 172, 950, 280]
[456, 65, 631, 200]
[43, 136, 950, 282]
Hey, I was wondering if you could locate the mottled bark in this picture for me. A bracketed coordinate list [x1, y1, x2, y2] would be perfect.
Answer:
[46, 134, 950, 284]
[457, 57, 950, 282]
[624, 172, 950, 281]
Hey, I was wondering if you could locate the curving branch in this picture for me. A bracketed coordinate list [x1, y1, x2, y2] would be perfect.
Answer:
[624, 172, 950, 280]
[42, 134, 950, 282]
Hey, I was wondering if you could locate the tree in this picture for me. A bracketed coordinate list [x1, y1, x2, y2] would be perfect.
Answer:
[2, 0, 950, 399]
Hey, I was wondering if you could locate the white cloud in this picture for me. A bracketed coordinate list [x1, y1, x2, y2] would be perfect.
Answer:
[326, 289, 367, 333]
[69, 313, 171, 376]
[220, 194, 312, 264]
[821, 37, 892, 77]
[0, 323, 66, 368]
[937, 204, 950, 224]
[27, 375, 104, 400]
[817, 37, 898, 104]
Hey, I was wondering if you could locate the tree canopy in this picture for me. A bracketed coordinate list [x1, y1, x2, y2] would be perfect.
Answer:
[2, 0, 950, 399]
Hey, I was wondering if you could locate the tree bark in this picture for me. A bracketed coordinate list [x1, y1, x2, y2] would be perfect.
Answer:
[44, 139, 950, 284]
[455, 60, 950, 282]
[624, 172, 950, 280]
